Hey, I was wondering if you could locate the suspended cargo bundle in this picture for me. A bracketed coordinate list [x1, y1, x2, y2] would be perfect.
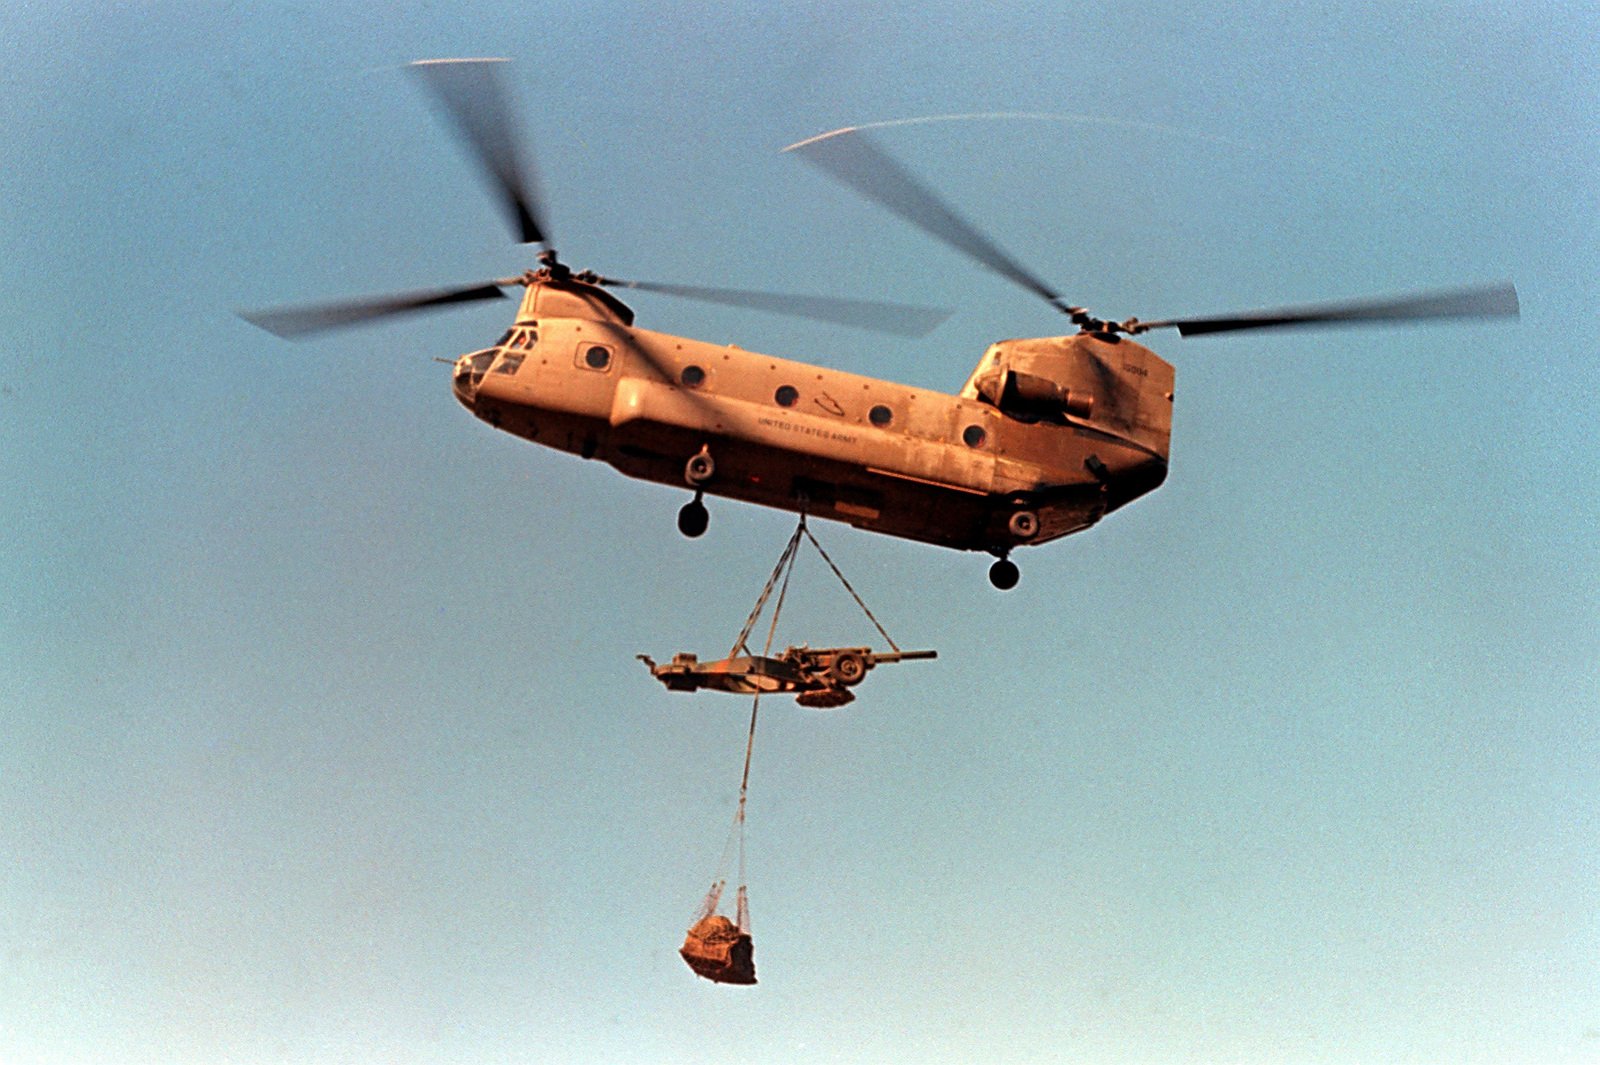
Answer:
[678, 691, 760, 986]
[680, 881, 756, 985]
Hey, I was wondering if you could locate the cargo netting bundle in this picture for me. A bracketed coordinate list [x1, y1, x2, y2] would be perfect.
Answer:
[681, 880, 756, 985]
[679, 689, 761, 986]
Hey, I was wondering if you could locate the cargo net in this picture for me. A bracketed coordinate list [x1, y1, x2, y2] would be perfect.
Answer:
[680, 675, 763, 986]
[680, 880, 756, 985]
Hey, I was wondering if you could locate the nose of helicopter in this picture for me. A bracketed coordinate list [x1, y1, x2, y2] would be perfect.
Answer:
[451, 348, 497, 408]
[450, 356, 475, 408]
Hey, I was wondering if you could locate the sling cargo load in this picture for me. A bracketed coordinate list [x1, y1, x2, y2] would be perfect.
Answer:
[679, 707, 761, 987]
[680, 882, 756, 985]
[643, 514, 936, 710]
[640, 645, 936, 708]
[669, 515, 935, 984]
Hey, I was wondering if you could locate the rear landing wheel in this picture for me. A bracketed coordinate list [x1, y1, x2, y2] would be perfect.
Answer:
[677, 496, 709, 538]
[988, 557, 1019, 591]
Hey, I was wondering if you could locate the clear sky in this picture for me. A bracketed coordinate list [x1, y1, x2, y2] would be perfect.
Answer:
[3, 3, 1596, 1063]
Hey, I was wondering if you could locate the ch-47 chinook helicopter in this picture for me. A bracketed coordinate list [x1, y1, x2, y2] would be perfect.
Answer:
[245, 59, 1519, 589]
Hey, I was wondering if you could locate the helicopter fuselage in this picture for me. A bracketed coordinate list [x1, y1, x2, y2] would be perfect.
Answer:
[452, 279, 1174, 555]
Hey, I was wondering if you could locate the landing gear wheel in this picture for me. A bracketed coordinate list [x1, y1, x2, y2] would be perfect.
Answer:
[677, 495, 709, 538]
[988, 557, 1020, 590]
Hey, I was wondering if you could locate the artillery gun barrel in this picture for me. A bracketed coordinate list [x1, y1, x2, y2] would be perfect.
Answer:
[870, 649, 938, 664]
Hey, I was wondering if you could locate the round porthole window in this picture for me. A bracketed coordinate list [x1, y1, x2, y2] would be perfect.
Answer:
[584, 345, 611, 370]
[774, 385, 799, 407]
[962, 424, 987, 448]
[869, 404, 893, 427]
[681, 365, 706, 387]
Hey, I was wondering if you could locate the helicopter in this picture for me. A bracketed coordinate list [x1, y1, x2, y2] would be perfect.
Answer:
[245, 59, 1519, 589]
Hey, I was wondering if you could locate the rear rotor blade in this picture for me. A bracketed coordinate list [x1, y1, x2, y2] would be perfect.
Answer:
[410, 58, 549, 246]
[239, 281, 512, 339]
[1138, 282, 1520, 337]
[785, 127, 1073, 315]
[601, 277, 951, 337]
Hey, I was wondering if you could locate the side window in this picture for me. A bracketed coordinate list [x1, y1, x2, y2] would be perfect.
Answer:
[577, 343, 614, 372]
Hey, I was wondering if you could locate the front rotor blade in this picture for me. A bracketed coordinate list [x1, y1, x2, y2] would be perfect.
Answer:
[785, 127, 1070, 314]
[410, 58, 549, 246]
[603, 278, 951, 337]
[1140, 282, 1520, 337]
[239, 282, 511, 339]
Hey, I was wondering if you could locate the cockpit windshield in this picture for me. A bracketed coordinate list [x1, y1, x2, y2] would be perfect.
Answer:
[492, 328, 536, 375]
[454, 348, 499, 394]
[452, 328, 539, 404]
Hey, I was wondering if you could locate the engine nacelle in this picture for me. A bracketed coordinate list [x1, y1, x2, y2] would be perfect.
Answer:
[961, 332, 1174, 461]
[995, 369, 1095, 421]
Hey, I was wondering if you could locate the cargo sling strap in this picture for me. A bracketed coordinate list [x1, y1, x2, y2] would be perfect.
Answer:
[721, 513, 906, 886]
[729, 513, 901, 660]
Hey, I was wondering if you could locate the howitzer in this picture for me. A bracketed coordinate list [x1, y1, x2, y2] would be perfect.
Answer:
[639, 645, 937, 707]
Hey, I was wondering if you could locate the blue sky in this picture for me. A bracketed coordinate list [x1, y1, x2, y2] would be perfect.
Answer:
[3, 3, 1596, 1063]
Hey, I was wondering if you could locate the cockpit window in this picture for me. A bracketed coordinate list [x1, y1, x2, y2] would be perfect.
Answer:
[455, 348, 500, 393]
[465, 329, 536, 379]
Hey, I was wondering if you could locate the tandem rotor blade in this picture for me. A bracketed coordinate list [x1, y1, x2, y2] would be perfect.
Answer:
[410, 58, 550, 247]
[239, 281, 514, 339]
[600, 277, 951, 337]
[1136, 282, 1521, 337]
[785, 127, 1076, 317]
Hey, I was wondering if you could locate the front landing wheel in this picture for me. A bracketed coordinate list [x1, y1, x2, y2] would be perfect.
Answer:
[677, 496, 709, 538]
[988, 557, 1019, 590]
